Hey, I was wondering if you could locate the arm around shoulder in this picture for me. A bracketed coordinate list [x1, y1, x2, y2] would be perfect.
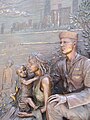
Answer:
[21, 76, 39, 85]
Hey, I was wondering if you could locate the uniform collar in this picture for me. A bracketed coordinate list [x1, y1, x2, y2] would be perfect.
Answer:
[66, 53, 82, 65]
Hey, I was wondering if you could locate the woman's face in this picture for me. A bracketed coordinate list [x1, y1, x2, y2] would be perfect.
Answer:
[27, 58, 39, 73]
[30, 64, 39, 72]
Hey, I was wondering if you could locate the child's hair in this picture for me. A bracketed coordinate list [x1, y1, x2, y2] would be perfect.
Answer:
[21, 65, 27, 71]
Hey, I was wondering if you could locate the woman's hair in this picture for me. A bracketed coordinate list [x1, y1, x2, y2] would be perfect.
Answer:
[28, 53, 50, 75]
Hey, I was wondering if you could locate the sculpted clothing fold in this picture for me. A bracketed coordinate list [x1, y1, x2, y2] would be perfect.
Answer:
[33, 75, 51, 107]
[33, 78, 44, 107]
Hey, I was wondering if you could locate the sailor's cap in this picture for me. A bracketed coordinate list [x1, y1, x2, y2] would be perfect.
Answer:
[59, 31, 78, 40]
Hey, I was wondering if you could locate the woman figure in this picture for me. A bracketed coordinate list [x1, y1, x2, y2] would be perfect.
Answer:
[18, 54, 52, 119]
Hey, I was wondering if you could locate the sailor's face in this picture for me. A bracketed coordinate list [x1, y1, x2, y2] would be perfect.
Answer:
[60, 38, 74, 55]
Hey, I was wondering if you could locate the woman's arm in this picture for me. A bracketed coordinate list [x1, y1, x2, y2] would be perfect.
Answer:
[40, 76, 51, 113]
[21, 76, 39, 85]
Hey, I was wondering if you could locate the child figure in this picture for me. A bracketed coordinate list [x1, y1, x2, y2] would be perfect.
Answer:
[12, 65, 39, 112]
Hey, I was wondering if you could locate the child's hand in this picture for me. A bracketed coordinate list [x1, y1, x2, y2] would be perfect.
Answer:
[18, 112, 33, 117]
[21, 79, 26, 84]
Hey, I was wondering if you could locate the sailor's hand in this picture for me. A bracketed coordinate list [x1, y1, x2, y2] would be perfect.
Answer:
[48, 94, 66, 107]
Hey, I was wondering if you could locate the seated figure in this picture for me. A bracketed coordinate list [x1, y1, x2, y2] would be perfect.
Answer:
[46, 31, 90, 120]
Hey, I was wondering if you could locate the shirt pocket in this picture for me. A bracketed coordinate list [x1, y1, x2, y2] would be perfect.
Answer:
[71, 68, 83, 84]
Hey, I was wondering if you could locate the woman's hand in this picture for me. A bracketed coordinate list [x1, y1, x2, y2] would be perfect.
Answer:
[48, 94, 66, 107]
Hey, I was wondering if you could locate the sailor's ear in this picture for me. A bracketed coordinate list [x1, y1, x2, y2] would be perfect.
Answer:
[73, 40, 77, 46]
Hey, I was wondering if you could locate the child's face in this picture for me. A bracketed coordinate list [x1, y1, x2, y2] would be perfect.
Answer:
[17, 66, 28, 78]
